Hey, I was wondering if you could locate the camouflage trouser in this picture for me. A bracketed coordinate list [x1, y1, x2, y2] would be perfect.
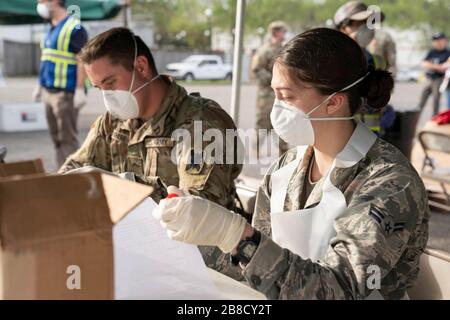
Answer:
[43, 89, 79, 168]
[255, 88, 288, 156]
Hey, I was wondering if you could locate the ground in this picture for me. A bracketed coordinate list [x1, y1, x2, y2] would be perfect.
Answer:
[0, 77, 449, 252]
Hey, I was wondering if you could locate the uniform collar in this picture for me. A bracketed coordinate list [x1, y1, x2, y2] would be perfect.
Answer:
[299, 121, 377, 209]
[334, 121, 377, 168]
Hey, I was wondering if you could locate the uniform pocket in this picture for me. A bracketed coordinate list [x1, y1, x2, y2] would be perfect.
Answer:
[110, 131, 129, 173]
[144, 137, 178, 186]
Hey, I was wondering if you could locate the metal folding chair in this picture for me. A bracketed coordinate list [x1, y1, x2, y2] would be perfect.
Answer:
[418, 130, 450, 211]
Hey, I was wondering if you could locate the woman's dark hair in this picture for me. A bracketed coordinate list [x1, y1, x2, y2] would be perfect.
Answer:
[277, 28, 394, 114]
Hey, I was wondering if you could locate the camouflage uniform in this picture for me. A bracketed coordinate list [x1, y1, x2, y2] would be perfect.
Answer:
[59, 76, 245, 279]
[368, 29, 397, 77]
[252, 41, 288, 154]
[242, 137, 430, 299]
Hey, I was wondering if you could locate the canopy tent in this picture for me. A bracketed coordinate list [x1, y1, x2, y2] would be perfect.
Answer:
[230, 0, 245, 124]
[0, 0, 244, 122]
[0, 0, 123, 25]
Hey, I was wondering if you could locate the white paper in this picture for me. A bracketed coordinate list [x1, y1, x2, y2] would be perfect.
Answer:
[113, 198, 224, 300]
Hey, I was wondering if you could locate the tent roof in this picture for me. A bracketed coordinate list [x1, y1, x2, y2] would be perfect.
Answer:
[0, 0, 122, 25]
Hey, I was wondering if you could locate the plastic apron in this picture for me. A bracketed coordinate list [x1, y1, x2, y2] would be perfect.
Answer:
[270, 121, 388, 299]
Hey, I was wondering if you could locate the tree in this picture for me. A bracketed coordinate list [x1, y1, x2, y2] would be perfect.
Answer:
[131, 0, 450, 49]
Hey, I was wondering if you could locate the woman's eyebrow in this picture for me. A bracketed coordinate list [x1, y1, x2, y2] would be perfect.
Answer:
[273, 86, 293, 91]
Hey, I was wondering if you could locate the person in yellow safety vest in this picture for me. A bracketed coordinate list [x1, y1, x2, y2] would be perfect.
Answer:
[33, 0, 88, 167]
[334, 1, 396, 137]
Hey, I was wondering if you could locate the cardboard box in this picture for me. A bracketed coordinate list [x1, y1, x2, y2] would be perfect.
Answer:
[0, 159, 45, 178]
[0, 171, 266, 300]
[0, 103, 48, 132]
[0, 172, 154, 299]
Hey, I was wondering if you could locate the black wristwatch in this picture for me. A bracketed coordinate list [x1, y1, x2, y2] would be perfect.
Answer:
[231, 230, 261, 266]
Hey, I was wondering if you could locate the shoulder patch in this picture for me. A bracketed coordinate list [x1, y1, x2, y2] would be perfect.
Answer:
[185, 149, 206, 175]
[369, 205, 405, 236]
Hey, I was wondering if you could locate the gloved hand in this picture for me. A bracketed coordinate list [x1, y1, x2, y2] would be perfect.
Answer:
[153, 186, 248, 253]
[74, 88, 87, 109]
[32, 85, 42, 102]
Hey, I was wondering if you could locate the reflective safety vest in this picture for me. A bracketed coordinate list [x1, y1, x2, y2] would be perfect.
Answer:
[40, 16, 79, 92]
[355, 113, 381, 135]
[356, 50, 385, 136]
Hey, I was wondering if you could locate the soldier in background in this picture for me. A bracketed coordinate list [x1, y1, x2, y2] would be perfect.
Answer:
[334, 1, 397, 136]
[251, 21, 289, 157]
[368, 29, 397, 77]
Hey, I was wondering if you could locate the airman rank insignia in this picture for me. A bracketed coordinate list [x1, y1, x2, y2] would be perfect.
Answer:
[369, 206, 405, 236]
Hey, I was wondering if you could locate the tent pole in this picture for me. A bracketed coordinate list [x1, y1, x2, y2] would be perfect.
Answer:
[230, 0, 246, 125]
[123, 0, 132, 27]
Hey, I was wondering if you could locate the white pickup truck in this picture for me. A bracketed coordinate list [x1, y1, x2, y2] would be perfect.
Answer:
[165, 55, 233, 81]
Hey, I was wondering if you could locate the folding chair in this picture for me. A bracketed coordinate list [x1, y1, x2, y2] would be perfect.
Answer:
[418, 130, 450, 212]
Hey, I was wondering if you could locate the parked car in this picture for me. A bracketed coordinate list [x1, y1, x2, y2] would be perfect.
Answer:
[165, 55, 233, 81]
[396, 66, 422, 82]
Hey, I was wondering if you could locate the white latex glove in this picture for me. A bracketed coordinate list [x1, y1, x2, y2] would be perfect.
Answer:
[32, 85, 42, 102]
[74, 88, 87, 109]
[153, 186, 248, 253]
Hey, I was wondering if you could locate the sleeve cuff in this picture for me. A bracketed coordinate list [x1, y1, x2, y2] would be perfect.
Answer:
[241, 233, 289, 294]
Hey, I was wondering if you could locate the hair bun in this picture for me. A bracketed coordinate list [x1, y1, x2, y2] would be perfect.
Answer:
[361, 69, 394, 112]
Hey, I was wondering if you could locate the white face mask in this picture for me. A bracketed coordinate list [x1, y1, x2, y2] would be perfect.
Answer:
[36, 3, 50, 19]
[270, 72, 370, 146]
[102, 35, 159, 121]
[351, 24, 375, 48]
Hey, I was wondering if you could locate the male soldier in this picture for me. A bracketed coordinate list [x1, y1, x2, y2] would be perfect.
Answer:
[368, 29, 397, 77]
[58, 28, 244, 279]
[34, 0, 88, 167]
[251, 21, 288, 157]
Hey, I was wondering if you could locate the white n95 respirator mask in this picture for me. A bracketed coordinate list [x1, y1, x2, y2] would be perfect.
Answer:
[270, 72, 370, 146]
[102, 35, 159, 121]
[36, 3, 50, 19]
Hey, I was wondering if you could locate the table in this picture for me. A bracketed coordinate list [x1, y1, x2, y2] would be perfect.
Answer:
[207, 268, 266, 300]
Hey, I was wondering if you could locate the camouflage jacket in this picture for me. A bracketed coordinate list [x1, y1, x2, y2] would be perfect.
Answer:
[59, 76, 242, 208]
[368, 29, 397, 76]
[243, 137, 430, 299]
[252, 40, 283, 91]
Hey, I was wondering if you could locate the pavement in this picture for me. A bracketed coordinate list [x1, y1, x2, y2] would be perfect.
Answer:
[0, 77, 449, 252]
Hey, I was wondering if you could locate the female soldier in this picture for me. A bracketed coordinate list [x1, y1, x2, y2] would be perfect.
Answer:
[153, 28, 429, 300]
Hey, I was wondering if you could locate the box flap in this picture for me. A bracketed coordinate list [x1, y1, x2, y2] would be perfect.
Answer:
[101, 174, 153, 224]
[0, 172, 111, 249]
[0, 159, 44, 178]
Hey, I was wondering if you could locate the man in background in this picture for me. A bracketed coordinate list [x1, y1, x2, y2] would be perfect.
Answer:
[418, 32, 450, 116]
[251, 21, 288, 157]
[33, 0, 88, 167]
[368, 24, 397, 77]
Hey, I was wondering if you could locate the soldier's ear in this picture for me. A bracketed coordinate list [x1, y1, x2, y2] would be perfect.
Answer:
[135, 55, 150, 77]
[325, 93, 346, 115]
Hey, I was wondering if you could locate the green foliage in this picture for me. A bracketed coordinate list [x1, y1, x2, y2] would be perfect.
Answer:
[132, 0, 450, 49]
